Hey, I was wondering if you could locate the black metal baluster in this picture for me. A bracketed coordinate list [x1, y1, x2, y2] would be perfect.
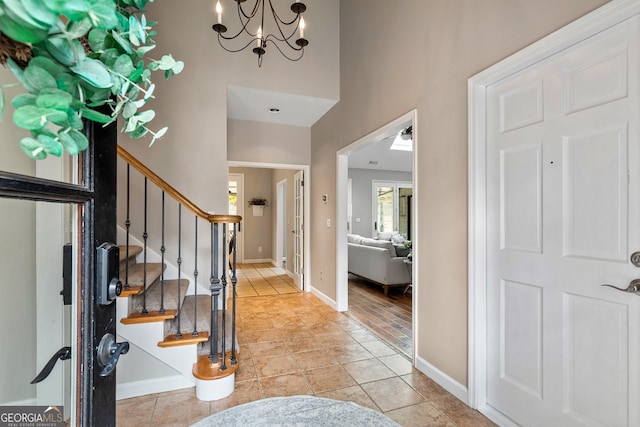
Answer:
[176, 205, 183, 338]
[230, 221, 238, 365]
[124, 164, 131, 290]
[159, 191, 166, 314]
[210, 222, 220, 363]
[192, 216, 199, 337]
[220, 223, 227, 371]
[141, 177, 148, 315]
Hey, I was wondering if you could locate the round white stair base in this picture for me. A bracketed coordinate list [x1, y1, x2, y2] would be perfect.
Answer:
[195, 373, 235, 401]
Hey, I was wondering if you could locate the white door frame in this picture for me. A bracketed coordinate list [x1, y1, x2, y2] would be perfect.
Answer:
[467, 0, 640, 420]
[228, 173, 245, 263]
[336, 109, 418, 356]
[228, 161, 311, 292]
[275, 178, 287, 268]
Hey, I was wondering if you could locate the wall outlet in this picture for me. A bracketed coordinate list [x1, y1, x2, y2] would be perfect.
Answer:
[326, 218, 331, 228]
[320, 271, 323, 281]
[258, 246, 262, 253]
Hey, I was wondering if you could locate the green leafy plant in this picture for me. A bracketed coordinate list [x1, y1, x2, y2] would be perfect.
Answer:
[0, 0, 183, 159]
[248, 197, 268, 207]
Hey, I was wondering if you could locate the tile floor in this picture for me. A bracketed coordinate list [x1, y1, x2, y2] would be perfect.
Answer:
[116, 264, 494, 427]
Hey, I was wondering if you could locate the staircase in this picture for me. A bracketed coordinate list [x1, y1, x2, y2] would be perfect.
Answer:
[115, 146, 241, 401]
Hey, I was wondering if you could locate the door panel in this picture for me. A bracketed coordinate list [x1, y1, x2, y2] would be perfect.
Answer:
[0, 115, 119, 425]
[292, 171, 304, 289]
[486, 14, 640, 426]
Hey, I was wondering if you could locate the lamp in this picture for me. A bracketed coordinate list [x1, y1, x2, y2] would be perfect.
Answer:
[212, 0, 309, 67]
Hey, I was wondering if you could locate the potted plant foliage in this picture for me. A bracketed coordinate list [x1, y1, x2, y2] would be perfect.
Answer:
[247, 197, 268, 216]
[0, 0, 183, 159]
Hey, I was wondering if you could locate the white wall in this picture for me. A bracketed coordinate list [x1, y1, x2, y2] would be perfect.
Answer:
[348, 168, 412, 238]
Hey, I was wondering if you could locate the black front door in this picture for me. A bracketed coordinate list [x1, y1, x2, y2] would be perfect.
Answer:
[0, 119, 119, 425]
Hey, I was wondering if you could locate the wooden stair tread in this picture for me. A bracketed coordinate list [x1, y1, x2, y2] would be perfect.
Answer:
[193, 352, 239, 381]
[119, 285, 143, 297]
[158, 331, 209, 347]
[121, 310, 177, 324]
[119, 245, 143, 263]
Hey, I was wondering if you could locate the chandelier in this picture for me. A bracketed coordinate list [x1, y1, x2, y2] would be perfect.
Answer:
[212, 0, 309, 67]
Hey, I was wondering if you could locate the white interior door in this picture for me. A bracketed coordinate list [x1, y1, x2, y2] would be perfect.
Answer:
[292, 171, 304, 289]
[485, 15, 640, 426]
[228, 174, 244, 263]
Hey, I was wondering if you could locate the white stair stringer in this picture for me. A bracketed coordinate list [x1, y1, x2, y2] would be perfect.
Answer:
[116, 297, 198, 382]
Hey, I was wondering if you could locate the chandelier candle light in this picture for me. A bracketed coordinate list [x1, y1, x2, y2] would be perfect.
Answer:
[212, 0, 309, 67]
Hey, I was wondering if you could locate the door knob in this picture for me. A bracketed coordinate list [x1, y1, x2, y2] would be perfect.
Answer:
[97, 333, 129, 377]
[601, 279, 640, 295]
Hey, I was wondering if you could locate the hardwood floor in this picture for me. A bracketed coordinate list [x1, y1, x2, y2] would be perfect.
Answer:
[346, 276, 413, 357]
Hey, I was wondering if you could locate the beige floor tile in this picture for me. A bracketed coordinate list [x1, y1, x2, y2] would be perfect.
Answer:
[150, 387, 210, 427]
[342, 358, 396, 384]
[116, 393, 156, 427]
[254, 354, 298, 378]
[361, 377, 425, 412]
[209, 379, 263, 414]
[401, 372, 451, 401]
[385, 402, 457, 427]
[361, 339, 397, 357]
[291, 348, 337, 370]
[347, 328, 379, 343]
[330, 342, 374, 364]
[284, 336, 323, 352]
[239, 328, 282, 343]
[378, 354, 414, 376]
[317, 385, 380, 411]
[245, 340, 290, 358]
[430, 395, 496, 427]
[303, 365, 357, 393]
[260, 372, 313, 398]
[234, 358, 257, 382]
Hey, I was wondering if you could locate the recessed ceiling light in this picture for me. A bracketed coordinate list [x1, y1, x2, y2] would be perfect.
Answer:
[269, 108, 280, 113]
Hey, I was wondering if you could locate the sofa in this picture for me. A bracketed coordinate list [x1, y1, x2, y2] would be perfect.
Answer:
[347, 233, 411, 295]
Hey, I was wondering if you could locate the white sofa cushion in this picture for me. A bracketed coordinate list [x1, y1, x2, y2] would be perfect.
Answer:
[360, 237, 397, 257]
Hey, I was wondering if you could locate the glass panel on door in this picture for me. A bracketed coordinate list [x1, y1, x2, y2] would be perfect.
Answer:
[0, 197, 79, 424]
[375, 185, 395, 233]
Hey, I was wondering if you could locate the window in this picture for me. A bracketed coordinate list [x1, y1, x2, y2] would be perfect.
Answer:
[372, 181, 412, 239]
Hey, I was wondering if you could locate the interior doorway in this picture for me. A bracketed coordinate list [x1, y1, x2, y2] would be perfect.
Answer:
[228, 174, 244, 263]
[228, 162, 310, 291]
[275, 179, 287, 269]
[336, 109, 418, 359]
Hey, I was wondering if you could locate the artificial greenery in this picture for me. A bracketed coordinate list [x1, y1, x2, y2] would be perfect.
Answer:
[247, 197, 268, 207]
[0, 0, 183, 159]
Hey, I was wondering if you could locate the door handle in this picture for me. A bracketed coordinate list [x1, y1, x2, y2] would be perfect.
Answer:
[31, 346, 71, 384]
[97, 333, 129, 377]
[601, 279, 640, 295]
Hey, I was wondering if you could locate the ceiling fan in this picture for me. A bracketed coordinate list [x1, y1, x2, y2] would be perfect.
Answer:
[381, 125, 413, 141]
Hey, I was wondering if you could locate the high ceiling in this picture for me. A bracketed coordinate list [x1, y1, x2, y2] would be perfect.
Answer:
[227, 86, 412, 172]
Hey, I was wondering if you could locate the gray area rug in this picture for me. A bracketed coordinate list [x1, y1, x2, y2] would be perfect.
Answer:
[190, 395, 400, 427]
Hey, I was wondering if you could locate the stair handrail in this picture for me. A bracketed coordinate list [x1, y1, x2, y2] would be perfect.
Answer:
[117, 145, 241, 224]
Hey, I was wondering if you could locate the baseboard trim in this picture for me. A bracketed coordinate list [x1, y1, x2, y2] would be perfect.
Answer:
[478, 404, 520, 427]
[242, 258, 272, 264]
[415, 355, 468, 404]
[116, 375, 195, 400]
[309, 286, 337, 310]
